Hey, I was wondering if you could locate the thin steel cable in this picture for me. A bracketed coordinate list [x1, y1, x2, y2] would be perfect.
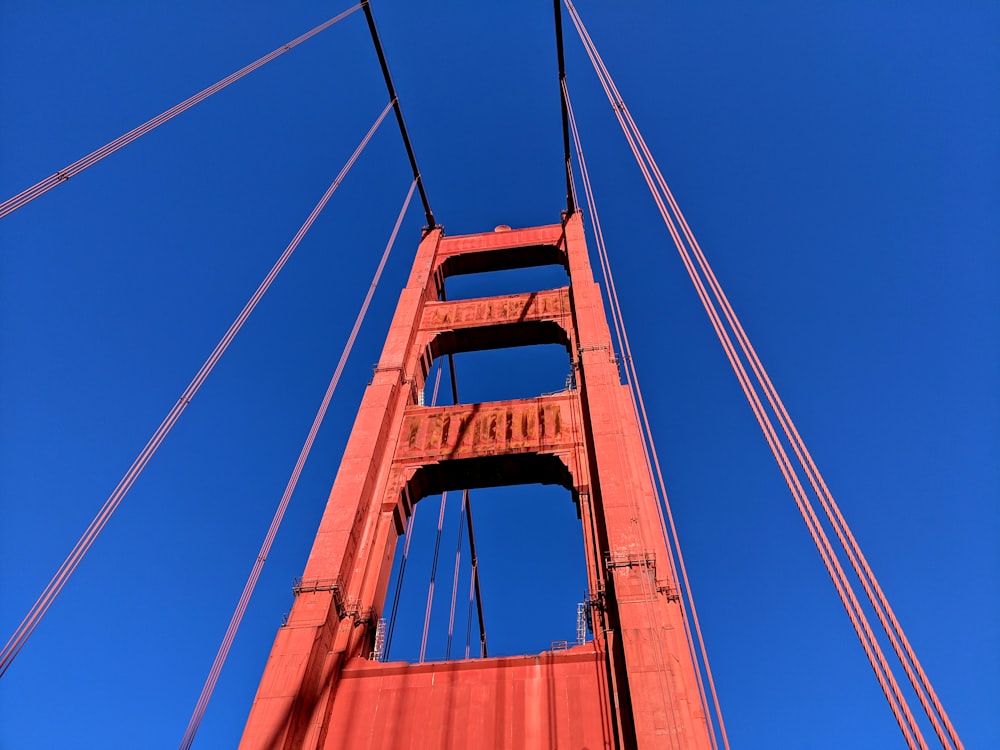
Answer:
[0, 100, 394, 679]
[360, 0, 435, 227]
[574, 11, 952, 747]
[437, 284, 489, 658]
[569, 76, 723, 750]
[565, 79, 726, 750]
[632, 91, 961, 749]
[445, 490, 468, 660]
[567, 9, 921, 743]
[565, 3, 929, 746]
[0, 5, 361, 221]
[384, 365, 443, 660]
[383, 488, 416, 660]
[646, 126, 957, 750]
[178, 177, 416, 750]
[565, 211, 682, 746]
[464, 560, 476, 660]
[584, 28, 926, 750]
[384, 493, 416, 660]
[419, 491, 448, 663]
[553, 0, 576, 213]
[558, 224, 682, 746]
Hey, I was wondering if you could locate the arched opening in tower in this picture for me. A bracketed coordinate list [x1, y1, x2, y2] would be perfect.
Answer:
[380, 479, 589, 664]
[421, 342, 574, 405]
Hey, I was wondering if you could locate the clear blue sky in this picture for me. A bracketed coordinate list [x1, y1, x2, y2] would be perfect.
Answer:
[1, 1, 997, 748]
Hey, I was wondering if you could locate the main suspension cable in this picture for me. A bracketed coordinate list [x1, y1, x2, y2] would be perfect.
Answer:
[361, 0, 435, 228]
[565, 2, 954, 747]
[645, 124, 958, 749]
[178, 177, 416, 750]
[444, 490, 468, 660]
[0, 100, 394, 679]
[574, 9, 957, 748]
[566, 6, 922, 744]
[464, 554, 476, 660]
[0, 5, 361, 221]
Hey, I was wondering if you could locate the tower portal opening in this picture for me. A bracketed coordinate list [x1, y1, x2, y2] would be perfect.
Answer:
[381, 482, 588, 664]
[421, 343, 573, 405]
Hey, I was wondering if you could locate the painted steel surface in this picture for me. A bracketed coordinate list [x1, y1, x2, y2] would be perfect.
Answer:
[240, 215, 713, 749]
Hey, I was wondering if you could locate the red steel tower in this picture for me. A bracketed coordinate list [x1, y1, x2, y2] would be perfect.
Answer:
[240, 213, 714, 749]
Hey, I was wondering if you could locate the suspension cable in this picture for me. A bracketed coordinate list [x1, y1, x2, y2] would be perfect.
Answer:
[439, 287, 489, 658]
[555, 16, 678, 736]
[565, 2, 952, 747]
[552, 0, 576, 213]
[418, 369, 447, 663]
[557, 7, 713, 743]
[564, 79, 727, 750]
[383, 487, 416, 661]
[419, 491, 449, 663]
[444, 490, 468, 660]
[178, 177, 416, 750]
[632, 93, 962, 750]
[361, 0, 435, 228]
[572, 9, 954, 747]
[0, 100, 394, 679]
[0, 5, 361, 221]
[565, 6, 922, 744]
[560, 98, 693, 750]
[645, 126, 958, 749]
[465, 556, 476, 660]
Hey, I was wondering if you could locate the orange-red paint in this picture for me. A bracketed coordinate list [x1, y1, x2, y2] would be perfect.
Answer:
[240, 215, 714, 749]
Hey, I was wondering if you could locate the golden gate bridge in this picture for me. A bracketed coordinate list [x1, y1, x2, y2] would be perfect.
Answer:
[0, 2, 993, 748]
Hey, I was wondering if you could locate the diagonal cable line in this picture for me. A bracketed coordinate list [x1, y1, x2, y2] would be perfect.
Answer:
[564, 78, 727, 750]
[564, 3, 960, 748]
[384, 364, 443, 661]
[0, 4, 361, 221]
[0, 100, 394, 678]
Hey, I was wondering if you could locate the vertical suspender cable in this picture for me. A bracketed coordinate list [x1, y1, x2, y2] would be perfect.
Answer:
[556, 6, 704, 745]
[383, 487, 416, 660]
[0, 5, 362, 221]
[553, 0, 576, 213]
[444, 490, 468, 660]
[564, 6, 924, 746]
[178, 177, 416, 750]
[448, 363, 490, 659]
[439, 286, 489, 659]
[465, 558, 477, 660]
[564, 2, 960, 746]
[564, 81, 727, 750]
[0, 100, 395, 679]
[385, 365, 444, 660]
[633, 90, 962, 750]
[463, 495, 488, 659]
[361, 0, 491, 658]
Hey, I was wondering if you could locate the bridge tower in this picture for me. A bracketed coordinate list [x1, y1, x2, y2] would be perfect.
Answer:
[240, 212, 714, 749]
